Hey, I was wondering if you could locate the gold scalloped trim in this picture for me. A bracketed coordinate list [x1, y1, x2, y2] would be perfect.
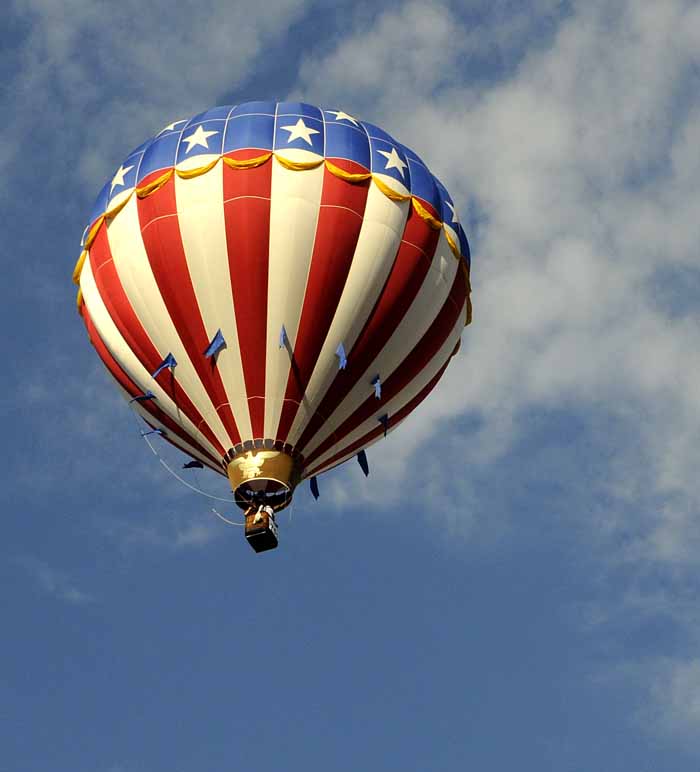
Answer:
[371, 174, 411, 201]
[222, 152, 273, 170]
[72, 149, 471, 322]
[460, 261, 472, 326]
[324, 159, 372, 183]
[72, 250, 87, 286]
[274, 155, 324, 172]
[83, 216, 104, 251]
[176, 158, 220, 179]
[411, 197, 442, 230]
[104, 195, 131, 221]
[444, 228, 461, 260]
[136, 170, 174, 197]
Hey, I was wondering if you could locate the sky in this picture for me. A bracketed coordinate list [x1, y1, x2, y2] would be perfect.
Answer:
[2, 0, 700, 769]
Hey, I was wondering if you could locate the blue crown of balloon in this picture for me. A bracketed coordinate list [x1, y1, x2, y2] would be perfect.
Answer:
[79, 101, 470, 266]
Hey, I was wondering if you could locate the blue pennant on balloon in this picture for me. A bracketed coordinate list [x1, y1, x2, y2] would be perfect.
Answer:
[378, 413, 389, 438]
[151, 353, 177, 379]
[335, 342, 347, 370]
[357, 449, 369, 477]
[141, 428, 164, 438]
[204, 329, 226, 358]
[310, 476, 320, 500]
[129, 390, 156, 404]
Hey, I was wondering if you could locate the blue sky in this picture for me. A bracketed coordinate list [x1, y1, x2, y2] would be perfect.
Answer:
[3, 0, 700, 769]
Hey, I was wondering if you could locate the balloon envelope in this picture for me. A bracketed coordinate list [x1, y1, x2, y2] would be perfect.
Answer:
[74, 101, 472, 509]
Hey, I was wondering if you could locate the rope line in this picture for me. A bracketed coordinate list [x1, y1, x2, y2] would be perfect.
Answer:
[130, 407, 301, 528]
[129, 406, 234, 503]
[211, 508, 244, 527]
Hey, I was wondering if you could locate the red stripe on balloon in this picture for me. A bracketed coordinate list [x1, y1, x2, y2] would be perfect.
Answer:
[275, 169, 371, 442]
[305, 357, 452, 479]
[222, 160, 272, 439]
[83, 305, 223, 472]
[295, 205, 441, 455]
[88, 227, 227, 457]
[303, 267, 466, 468]
[137, 175, 241, 446]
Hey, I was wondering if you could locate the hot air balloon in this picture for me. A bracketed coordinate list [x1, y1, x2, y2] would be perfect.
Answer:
[73, 101, 472, 551]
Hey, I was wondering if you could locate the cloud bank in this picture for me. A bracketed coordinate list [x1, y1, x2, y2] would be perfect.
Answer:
[16, 556, 93, 605]
[6, 0, 700, 748]
[292, 0, 700, 741]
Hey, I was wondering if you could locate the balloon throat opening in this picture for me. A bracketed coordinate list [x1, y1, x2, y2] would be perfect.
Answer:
[226, 449, 301, 512]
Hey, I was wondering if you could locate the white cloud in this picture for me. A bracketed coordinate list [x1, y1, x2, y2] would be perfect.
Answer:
[107, 514, 222, 552]
[620, 657, 700, 744]
[655, 659, 700, 735]
[7, 0, 700, 740]
[3, 0, 314, 194]
[291, 0, 700, 742]
[16, 556, 94, 604]
[294, 0, 700, 553]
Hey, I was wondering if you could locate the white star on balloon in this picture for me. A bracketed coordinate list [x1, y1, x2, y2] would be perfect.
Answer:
[110, 164, 134, 193]
[326, 110, 359, 126]
[377, 147, 408, 178]
[445, 200, 459, 223]
[182, 125, 219, 153]
[280, 118, 319, 146]
[159, 119, 186, 134]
